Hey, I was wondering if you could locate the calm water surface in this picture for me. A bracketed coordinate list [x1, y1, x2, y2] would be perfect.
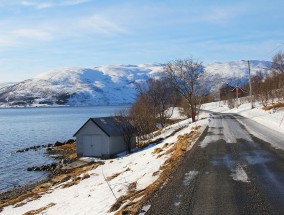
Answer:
[0, 106, 128, 192]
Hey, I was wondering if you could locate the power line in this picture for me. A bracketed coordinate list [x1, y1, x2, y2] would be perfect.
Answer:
[257, 42, 284, 61]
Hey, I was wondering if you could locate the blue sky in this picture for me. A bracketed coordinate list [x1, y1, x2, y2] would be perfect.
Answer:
[0, 0, 283, 82]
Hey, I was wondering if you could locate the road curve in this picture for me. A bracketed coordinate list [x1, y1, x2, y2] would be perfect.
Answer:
[144, 112, 284, 215]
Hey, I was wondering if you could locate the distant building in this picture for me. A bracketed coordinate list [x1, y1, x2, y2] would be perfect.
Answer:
[73, 117, 136, 158]
[220, 84, 248, 100]
[231, 86, 248, 98]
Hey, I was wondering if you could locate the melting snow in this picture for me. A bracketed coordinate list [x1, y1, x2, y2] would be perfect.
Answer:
[230, 164, 250, 183]
[183, 171, 198, 186]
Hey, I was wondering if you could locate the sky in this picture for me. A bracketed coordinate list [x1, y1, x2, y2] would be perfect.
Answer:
[0, 0, 283, 82]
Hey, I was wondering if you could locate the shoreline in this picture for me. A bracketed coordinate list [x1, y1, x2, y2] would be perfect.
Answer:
[0, 178, 50, 207]
[0, 104, 132, 109]
[0, 139, 78, 209]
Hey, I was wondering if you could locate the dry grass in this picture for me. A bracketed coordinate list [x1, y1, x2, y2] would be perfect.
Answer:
[111, 128, 200, 215]
[106, 172, 122, 182]
[152, 148, 163, 154]
[162, 143, 169, 149]
[22, 203, 55, 215]
[127, 182, 137, 193]
[165, 145, 175, 155]
[0, 181, 54, 209]
[61, 180, 79, 189]
[262, 102, 284, 111]
[58, 164, 100, 188]
[152, 171, 160, 176]
[56, 142, 75, 150]
[56, 141, 77, 159]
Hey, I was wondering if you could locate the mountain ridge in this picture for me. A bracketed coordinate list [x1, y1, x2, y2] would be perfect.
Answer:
[0, 61, 272, 107]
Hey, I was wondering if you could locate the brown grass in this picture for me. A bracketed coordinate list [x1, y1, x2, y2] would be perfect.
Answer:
[127, 182, 137, 193]
[106, 172, 122, 182]
[262, 102, 284, 111]
[56, 141, 77, 159]
[58, 164, 100, 188]
[152, 171, 160, 176]
[22, 203, 55, 215]
[111, 128, 200, 214]
[162, 143, 169, 148]
[56, 142, 75, 150]
[152, 148, 163, 154]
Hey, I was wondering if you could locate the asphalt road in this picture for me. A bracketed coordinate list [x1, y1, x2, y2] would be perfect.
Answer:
[145, 112, 284, 215]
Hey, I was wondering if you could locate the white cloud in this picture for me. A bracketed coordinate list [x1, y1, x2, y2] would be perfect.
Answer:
[199, 5, 247, 24]
[20, 0, 54, 9]
[0, 27, 54, 47]
[80, 15, 128, 36]
[12, 28, 53, 40]
[0, 38, 20, 47]
[18, 0, 90, 9]
[62, 0, 90, 6]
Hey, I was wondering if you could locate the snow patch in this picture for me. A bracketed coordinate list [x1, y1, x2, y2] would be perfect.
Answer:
[231, 164, 250, 183]
[174, 201, 181, 207]
[183, 171, 198, 186]
[139, 204, 151, 215]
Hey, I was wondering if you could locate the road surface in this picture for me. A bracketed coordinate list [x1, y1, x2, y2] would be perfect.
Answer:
[145, 112, 284, 215]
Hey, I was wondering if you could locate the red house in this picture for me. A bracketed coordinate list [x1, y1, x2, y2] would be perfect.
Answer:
[231, 87, 248, 98]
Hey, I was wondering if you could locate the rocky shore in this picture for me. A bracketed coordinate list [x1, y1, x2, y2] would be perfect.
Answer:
[0, 139, 78, 210]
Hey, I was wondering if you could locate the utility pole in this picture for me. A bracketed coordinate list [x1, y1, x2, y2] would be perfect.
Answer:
[242, 60, 254, 109]
[236, 86, 239, 109]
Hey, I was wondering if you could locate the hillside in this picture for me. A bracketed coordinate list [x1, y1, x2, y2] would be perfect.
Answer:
[0, 61, 271, 107]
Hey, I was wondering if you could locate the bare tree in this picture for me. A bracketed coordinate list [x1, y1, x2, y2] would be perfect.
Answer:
[129, 94, 156, 142]
[145, 78, 177, 127]
[272, 51, 284, 73]
[272, 51, 284, 89]
[163, 58, 204, 122]
[115, 109, 136, 154]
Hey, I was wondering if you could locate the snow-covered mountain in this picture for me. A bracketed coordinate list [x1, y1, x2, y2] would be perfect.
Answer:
[0, 82, 18, 89]
[0, 61, 272, 107]
[205, 60, 271, 89]
[0, 64, 163, 107]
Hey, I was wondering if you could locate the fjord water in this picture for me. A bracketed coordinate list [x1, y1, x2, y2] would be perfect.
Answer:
[0, 106, 128, 192]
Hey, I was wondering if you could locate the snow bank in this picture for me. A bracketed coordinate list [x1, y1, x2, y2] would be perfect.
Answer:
[202, 101, 284, 135]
